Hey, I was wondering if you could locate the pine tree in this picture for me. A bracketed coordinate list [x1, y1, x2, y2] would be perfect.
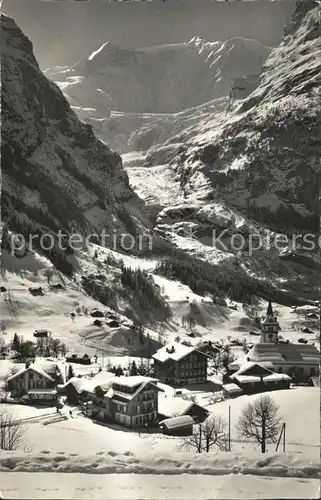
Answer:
[67, 364, 75, 380]
[115, 365, 124, 376]
[130, 361, 138, 376]
[11, 333, 21, 353]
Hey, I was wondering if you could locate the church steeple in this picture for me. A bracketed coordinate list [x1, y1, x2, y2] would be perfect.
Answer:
[266, 299, 274, 317]
[260, 300, 279, 344]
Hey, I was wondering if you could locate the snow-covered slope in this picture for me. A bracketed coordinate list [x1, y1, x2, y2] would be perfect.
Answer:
[1, 14, 148, 247]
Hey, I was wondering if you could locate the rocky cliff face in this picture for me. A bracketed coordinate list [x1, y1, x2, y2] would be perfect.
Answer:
[147, 0, 320, 236]
[125, 0, 320, 301]
[1, 14, 147, 250]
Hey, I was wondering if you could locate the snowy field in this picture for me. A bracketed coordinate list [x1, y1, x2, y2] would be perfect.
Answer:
[0, 472, 319, 499]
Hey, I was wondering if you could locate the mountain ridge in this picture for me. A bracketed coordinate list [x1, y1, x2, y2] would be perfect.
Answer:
[1, 13, 149, 273]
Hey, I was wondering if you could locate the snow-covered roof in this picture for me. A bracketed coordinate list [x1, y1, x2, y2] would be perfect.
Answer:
[62, 377, 89, 393]
[234, 361, 273, 377]
[106, 376, 162, 402]
[63, 371, 116, 393]
[159, 415, 195, 429]
[152, 342, 196, 363]
[222, 383, 243, 394]
[231, 373, 292, 384]
[158, 395, 194, 418]
[248, 343, 320, 364]
[7, 365, 54, 383]
[112, 376, 157, 388]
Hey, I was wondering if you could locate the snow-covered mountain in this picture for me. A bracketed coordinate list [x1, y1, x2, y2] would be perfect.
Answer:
[46, 37, 271, 114]
[144, 0, 320, 231]
[1, 14, 149, 250]
[43, 37, 271, 152]
[125, 0, 320, 299]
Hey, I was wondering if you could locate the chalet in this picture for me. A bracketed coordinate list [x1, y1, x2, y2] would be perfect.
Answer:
[6, 362, 62, 405]
[91, 375, 164, 428]
[91, 309, 104, 318]
[229, 362, 292, 394]
[59, 377, 92, 405]
[28, 287, 44, 296]
[152, 342, 208, 386]
[158, 394, 209, 423]
[246, 301, 320, 383]
[33, 329, 50, 339]
[106, 319, 120, 328]
[59, 371, 115, 405]
[159, 415, 194, 436]
[66, 353, 91, 365]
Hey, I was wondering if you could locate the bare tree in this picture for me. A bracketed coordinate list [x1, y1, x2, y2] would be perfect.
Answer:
[180, 421, 202, 453]
[180, 415, 228, 453]
[0, 407, 27, 451]
[236, 395, 281, 453]
[50, 338, 61, 357]
[202, 414, 228, 452]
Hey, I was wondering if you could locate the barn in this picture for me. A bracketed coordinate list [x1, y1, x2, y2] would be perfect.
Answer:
[159, 415, 195, 436]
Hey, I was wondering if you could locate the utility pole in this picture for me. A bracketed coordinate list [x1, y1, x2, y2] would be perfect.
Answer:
[275, 422, 286, 452]
[228, 405, 231, 451]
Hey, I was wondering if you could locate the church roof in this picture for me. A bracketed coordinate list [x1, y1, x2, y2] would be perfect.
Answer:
[248, 343, 320, 364]
[266, 300, 274, 317]
[261, 300, 279, 325]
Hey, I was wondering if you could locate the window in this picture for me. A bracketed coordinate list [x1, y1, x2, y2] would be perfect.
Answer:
[310, 368, 316, 376]
[278, 367, 283, 373]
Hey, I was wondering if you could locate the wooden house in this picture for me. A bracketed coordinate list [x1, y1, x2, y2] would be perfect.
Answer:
[229, 362, 292, 394]
[66, 354, 91, 365]
[91, 375, 164, 428]
[6, 362, 60, 405]
[152, 342, 208, 386]
[158, 394, 209, 423]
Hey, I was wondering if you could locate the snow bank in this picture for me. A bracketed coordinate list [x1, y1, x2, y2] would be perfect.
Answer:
[0, 449, 320, 479]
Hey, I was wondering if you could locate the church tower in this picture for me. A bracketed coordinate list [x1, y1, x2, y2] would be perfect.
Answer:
[260, 300, 279, 343]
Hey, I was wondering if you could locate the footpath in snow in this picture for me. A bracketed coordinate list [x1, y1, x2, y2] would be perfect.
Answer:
[0, 472, 319, 499]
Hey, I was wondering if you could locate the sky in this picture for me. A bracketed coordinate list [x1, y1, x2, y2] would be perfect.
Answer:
[3, 0, 295, 69]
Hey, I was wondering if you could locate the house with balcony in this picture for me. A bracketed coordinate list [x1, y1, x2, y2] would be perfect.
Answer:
[91, 375, 164, 428]
[152, 342, 208, 386]
[6, 361, 62, 405]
